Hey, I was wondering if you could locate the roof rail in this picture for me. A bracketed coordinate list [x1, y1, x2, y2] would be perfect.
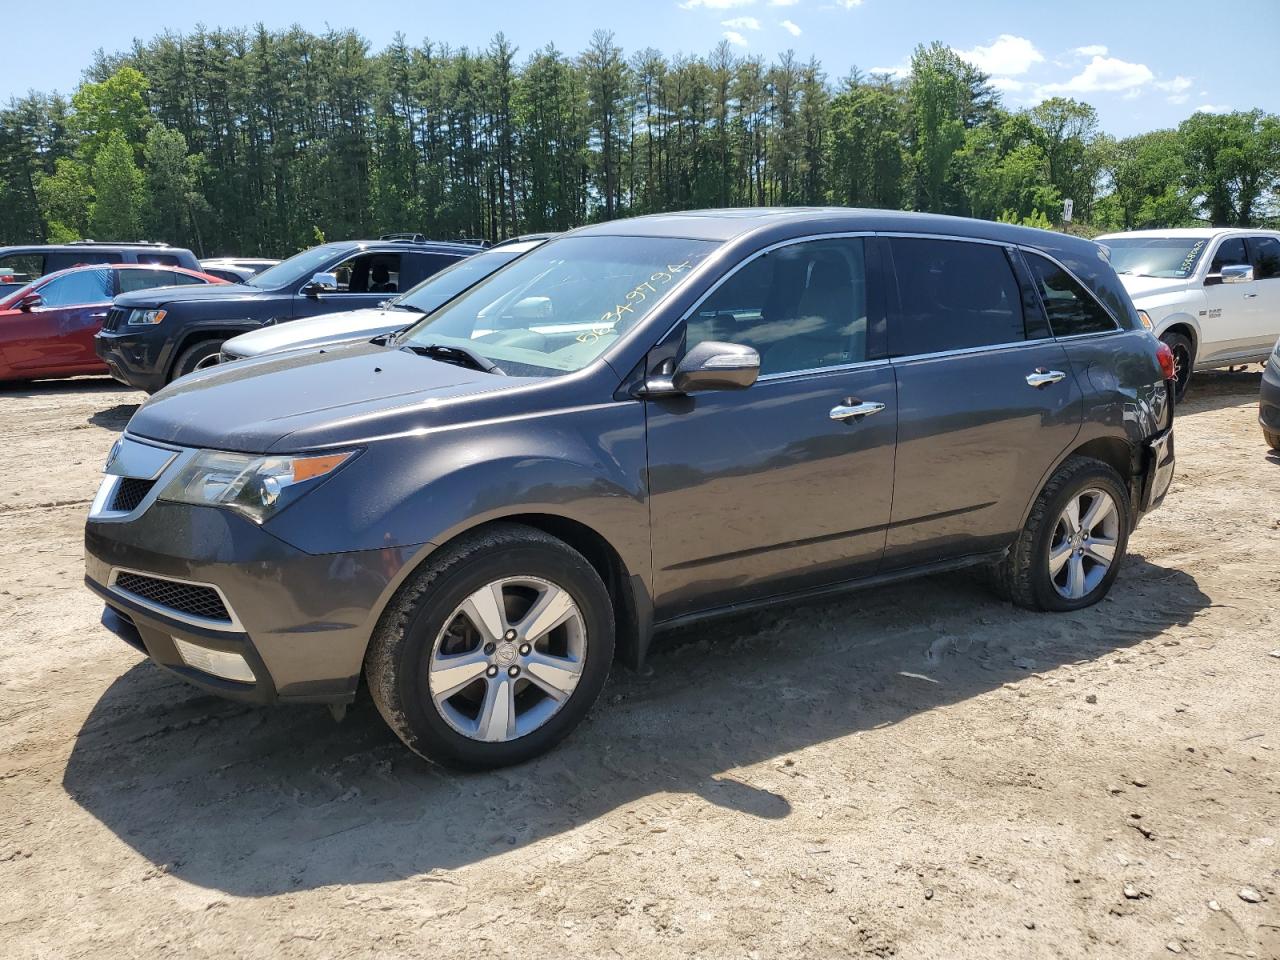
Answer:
[67, 239, 170, 247]
[377, 233, 493, 249]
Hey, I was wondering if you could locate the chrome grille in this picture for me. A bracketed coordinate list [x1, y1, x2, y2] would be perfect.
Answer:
[113, 572, 232, 624]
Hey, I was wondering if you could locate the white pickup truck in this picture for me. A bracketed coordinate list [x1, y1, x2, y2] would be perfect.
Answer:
[1096, 228, 1280, 398]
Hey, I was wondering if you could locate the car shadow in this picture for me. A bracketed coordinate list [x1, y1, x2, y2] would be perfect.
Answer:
[62, 560, 1208, 901]
[62, 555, 1209, 895]
[0, 376, 129, 396]
[87, 403, 141, 431]
[1178, 367, 1262, 415]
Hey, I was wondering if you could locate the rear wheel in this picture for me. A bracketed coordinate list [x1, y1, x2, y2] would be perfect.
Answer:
[365, 523, 614, 768]
[996, 457, 1131, 612]
[1160, 330, 1194, 400]
[170, 339, 224, 381]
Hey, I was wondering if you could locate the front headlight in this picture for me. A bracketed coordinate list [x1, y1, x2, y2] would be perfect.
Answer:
[157, 449, 354, 523]
[127, 308, 167, 325]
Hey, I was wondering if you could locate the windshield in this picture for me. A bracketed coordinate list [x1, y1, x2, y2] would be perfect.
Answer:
[1100, 237, 1208, 279]
[246, 244, 345, 289]
[392, 248, 526, 314]
[400, 235, 717, 376]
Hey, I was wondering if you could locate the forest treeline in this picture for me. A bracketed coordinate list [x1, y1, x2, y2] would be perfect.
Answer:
[0, 26, 1278, 257]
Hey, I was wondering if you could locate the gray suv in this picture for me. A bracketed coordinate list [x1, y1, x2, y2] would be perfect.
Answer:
[84, 209, 1176, 768]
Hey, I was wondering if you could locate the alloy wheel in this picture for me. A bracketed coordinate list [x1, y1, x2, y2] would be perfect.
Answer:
[1048, 487, 1120, 600]
[427, 576, 586, 742]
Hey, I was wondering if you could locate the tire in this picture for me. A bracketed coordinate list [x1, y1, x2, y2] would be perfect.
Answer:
[170, 339, 224, 381]
[1160, 330, 1194, 401]
[365, 523, 615, 769]
[1265, 428, 1280, 452]
[996, 456, 1132, 612]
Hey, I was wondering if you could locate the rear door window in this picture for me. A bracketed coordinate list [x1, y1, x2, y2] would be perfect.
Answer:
[117, 268, 195, 293]
[36, 269, 112, 307]
[1247, 236, 1280, 280]
[1024, 252, 1118, 337]
[887, 237, 1025, 356]
[137, 253, 180, 266]
[45, 251, 123, 272]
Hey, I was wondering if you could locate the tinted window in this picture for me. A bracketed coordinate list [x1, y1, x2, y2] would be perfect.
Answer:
[170, 271, 207, 285]
[1025, 253, 1117, 337]
[1209, 238, 1249, 274]
[329, 252, 402, 294]
[1248, 236, 1280, 280]
[0, 253, 43, 284]
[137, 253, 180, 266]
[687, 237, 868, 375]
[37, 269, 112, 306]
[45, 251, 122, 271]
[117, 268, 197, 293]
[889, 238, 1024, 355]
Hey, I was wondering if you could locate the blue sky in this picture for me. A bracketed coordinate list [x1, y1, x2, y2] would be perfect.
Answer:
[1, 0, 1273, 136]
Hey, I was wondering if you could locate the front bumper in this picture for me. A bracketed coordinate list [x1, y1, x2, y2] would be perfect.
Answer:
[86, 496, 424, 705]
[1261, 355, 1280, 434]
[95, 329, 170, 393]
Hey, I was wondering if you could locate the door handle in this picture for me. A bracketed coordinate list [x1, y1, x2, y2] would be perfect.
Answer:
[1244, 292, 1258, 299]
[829, 400, 886, 422]
[89, 312, 108, 319]
[1025, 368, 1066, 388]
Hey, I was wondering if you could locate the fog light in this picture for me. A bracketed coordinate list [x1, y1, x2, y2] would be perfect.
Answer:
[173, 638, 255, 683]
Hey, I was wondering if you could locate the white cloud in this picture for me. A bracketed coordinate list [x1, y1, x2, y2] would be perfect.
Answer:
[768, 0, 800, 5]
[1155, 75, 1193, 93]
[723, 29, 750, 46]
[779, 18, 802, 35]
[870, 63, 910, 80]
[990, 77, 1026, 93]
[955, 35, 1044, 77]
[1167, 93, 1190, 105]
[679, 0, 756, 9]
[1038, 55, 1154, 94]
[721, 15, 761, 29]
[1195, 103, 1231, 114]
[835, 0, 864, 7]
[1073, 44, 1108, 57]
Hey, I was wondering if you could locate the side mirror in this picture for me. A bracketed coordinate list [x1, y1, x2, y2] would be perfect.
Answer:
[304, 272, 339, 296]
[16, 292, 42, 312]
[1220, 263, 1254, 284]
[646, 341, 760, 395]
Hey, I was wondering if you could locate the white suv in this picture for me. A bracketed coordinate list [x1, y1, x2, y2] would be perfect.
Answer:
[1096, 228, 1280, 397]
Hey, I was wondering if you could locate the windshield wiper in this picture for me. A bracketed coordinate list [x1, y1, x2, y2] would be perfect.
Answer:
[401, 342, 505, 375]
[387, 302, 422, 312]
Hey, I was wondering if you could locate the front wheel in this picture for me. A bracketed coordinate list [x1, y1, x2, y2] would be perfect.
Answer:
[996, 457, 1132, 612]
[365, 523, 615, 768]
[170, 339, 225, 381]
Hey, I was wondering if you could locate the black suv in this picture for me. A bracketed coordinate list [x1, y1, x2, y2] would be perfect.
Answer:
[85, 209, 1176, 768]
[95, 238, 479, 391]
[0, 241, 201, 297]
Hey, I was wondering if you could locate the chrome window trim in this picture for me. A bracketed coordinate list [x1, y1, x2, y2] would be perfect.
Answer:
[890, 336, 1057, 365]
[1016, 245, 1124, 334]
[756, 357, 891, 383]
[107, 566, 244, 633]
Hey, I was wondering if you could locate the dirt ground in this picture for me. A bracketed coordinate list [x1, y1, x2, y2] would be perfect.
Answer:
[0, 370, 1277, 960]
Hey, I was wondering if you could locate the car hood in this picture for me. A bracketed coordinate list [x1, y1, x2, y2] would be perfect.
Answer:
[126, 341, 530, 452]
[1115, 275, 1193, 301]
[114, 281, 265, 308]
[223, 308, 418, 359]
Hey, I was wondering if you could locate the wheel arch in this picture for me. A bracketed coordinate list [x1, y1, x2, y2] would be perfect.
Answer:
[1155, 315, 1200, 360]
[166, 325, 258, 380]
[369, 513, 652, 675]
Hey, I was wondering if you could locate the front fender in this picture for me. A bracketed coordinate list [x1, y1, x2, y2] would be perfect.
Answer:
[265, 400, 651, 586]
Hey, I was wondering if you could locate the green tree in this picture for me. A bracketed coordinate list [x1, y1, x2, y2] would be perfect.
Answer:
[91, 130, 145, 239]
[1094, 130, 1193, 230]
[1179, 110, 1280, 225]
[36, 157, 93, 241]
[71, 66, 153, 164]
[907, 42, 985, 213]
[143, 126, 206, 248]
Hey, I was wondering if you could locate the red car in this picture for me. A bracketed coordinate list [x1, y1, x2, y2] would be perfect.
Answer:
[0, 263, 225, 383]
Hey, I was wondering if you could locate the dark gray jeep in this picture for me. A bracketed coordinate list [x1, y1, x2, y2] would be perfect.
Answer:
[84, 209, 1176, 768]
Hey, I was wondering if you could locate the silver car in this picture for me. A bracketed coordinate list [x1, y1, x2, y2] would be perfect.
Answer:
[219, 236, 553, 362]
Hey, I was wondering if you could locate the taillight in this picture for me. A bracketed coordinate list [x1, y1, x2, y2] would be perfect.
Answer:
[1155, 340, 1176, 381]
